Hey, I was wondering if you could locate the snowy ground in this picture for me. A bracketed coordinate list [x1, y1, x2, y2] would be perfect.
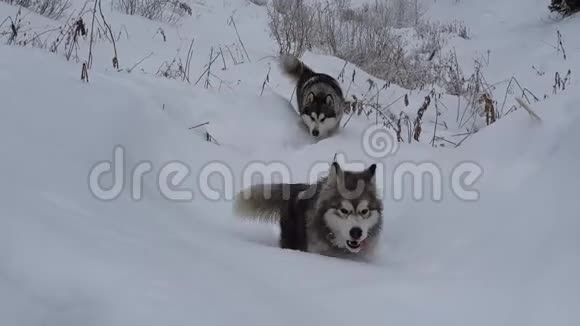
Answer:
[1, 0, 579, 325]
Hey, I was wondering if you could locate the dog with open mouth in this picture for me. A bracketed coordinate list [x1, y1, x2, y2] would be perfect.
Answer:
[233, 162, 383, 260]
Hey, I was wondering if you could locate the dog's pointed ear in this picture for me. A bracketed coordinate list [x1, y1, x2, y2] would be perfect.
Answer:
[306, 92, 315, 105]
[325, 94, 334, 106]
[365, 164, 377, 184]
[367, 164, 377, 176]
[328, 161, 343, 184]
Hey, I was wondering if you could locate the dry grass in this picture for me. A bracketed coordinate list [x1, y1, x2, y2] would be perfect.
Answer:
[413, 95, 432, 141]
[267, 0, 471, 91]
[113, 0, 192, 25]
[480, 93, 496, 126]
[2, 0, 72, 20]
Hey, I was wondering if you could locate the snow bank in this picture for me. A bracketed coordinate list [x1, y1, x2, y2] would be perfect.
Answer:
[1, 0, 579, 325]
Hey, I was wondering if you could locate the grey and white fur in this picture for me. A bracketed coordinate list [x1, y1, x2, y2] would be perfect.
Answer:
[233, 162, 382, 260]
[279, 54, 345, 139]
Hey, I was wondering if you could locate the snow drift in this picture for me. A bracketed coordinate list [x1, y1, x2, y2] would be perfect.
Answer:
[1, 0, 579, 325]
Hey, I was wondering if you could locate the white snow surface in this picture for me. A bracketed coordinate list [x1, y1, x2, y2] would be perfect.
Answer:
[1, 0, 579, 325]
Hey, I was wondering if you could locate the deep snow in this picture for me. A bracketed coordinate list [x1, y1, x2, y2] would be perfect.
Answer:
[1, 0, 579, 325]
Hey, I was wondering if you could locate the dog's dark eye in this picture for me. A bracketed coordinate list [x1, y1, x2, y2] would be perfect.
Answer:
[360, 209, 369, 215]
[340, 208, 350, 215]
[320, 117, 326, 122]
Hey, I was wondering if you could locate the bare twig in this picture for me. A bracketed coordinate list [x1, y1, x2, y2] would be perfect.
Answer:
[194, 49, 221, 86]
[260, 64, 271, 96]
[81, 62, 89, 82]
[455, 133, 472, 147]
[126, 51, 154, 73]
[430, 96, 440, 146]
[87, 0, 98, 68]
[515, 97, 542, 123]
[189, 121, 210, 130]
[557, 30, 567, 60]
[499, 76, 539, 118]
[219, 46, 227, 70]
[413, 95, 431, 142]
[204, 47, 214, 88]
[184, 37, 195, 82]
[98, 0, 119, 69]
[480, 92, 496, 126]
[228, 15, 251, 62]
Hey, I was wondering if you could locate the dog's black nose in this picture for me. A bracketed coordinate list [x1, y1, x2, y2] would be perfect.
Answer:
[311, 129, 319, 137]
[349, 227, 362, 240]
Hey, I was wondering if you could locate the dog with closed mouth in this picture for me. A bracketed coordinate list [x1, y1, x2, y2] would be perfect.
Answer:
[279, 54, 345, 139]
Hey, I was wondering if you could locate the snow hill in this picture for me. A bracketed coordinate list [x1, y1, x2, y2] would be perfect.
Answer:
[1, 0, 579, 325]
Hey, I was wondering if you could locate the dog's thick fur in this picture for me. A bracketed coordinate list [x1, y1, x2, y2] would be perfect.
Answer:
[234, 162, 382, 260]
[279, 54, 345, 139]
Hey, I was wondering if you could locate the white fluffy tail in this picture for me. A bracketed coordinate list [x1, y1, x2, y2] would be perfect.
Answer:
[233, 183, 310, 223]
[234, 184, 287, 223]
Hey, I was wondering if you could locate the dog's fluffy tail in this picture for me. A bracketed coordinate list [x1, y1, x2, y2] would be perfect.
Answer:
[279, 54, 315, 81]
[233, 183, 309, 223]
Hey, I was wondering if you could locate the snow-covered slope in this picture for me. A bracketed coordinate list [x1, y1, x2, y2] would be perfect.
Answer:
[1, 0, 579, 325]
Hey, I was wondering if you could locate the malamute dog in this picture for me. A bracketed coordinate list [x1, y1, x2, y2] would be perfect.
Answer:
[279, 54, 345, 139]
[233, 162, 382, 260]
